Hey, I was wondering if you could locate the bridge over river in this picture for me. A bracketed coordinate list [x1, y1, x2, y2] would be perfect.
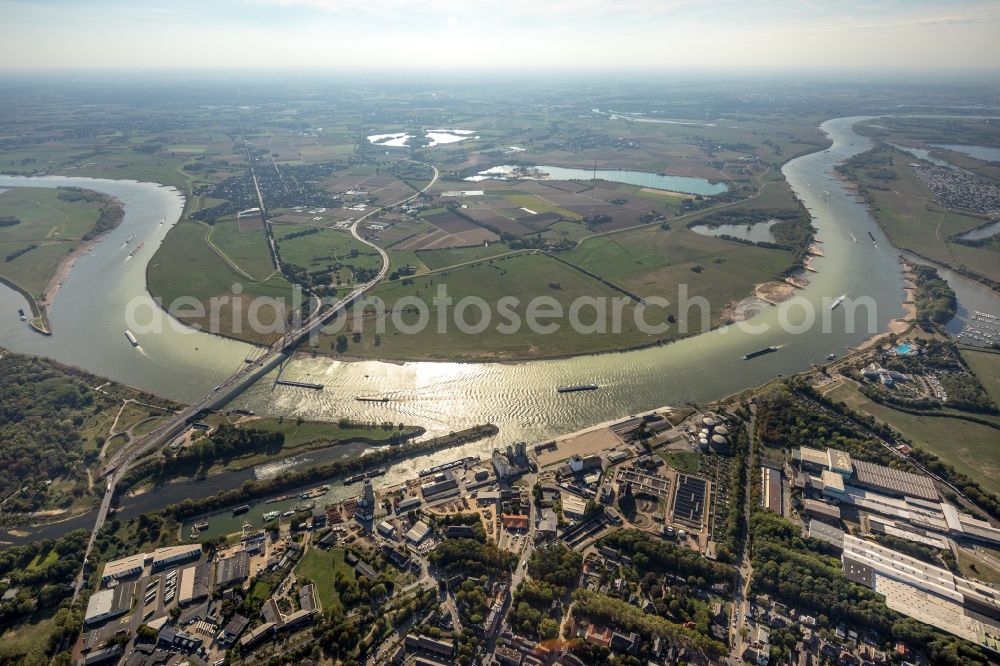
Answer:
[71, 165, 439, 600]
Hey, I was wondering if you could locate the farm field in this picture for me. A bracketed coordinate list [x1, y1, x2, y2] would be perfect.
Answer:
[0, 186, 118, 305]
[411, 243, 514, 271]
[563, 223, 792, 312]
[275, 224, 382, 285]
[146, 220, 294, 343]
[824, 381, 1000, 496]
[961, 348, 1000, 408]
[318, 251, 673, 361]
[208, 217, 277, 281]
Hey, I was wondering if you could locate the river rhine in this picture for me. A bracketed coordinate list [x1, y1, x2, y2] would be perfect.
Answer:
[2, 117, 997, 544]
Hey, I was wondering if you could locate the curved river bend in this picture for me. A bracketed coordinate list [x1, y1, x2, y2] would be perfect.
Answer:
[0, 118, 912, 441]
[2, 117, 997, 544]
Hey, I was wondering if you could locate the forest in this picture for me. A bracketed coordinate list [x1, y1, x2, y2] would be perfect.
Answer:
[0, 352, 159, 516]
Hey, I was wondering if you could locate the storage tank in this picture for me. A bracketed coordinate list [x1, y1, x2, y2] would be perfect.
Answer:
[712, 434, 728, 447]
[714, 425, 729, 437]
[702, 417, 716, 429]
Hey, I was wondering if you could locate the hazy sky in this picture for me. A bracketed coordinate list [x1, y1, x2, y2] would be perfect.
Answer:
[1, 0, 998, 73]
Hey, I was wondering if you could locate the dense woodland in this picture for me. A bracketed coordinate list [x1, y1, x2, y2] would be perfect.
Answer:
[508, 543, 581, 639]
[600, 530, 734, 591]
[911, 264, 958, 327]
[755, 387, 902, 468]
[55, 187, 124, 241]
[0, 352, 167, 516]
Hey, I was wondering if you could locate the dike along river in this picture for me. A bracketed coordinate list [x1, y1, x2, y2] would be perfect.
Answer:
[2, 117, 998, 545]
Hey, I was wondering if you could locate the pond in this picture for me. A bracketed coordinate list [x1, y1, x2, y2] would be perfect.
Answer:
[465, 164, 727, 196]
[367, 129, 477, 148]
[689, 219, 779, 243]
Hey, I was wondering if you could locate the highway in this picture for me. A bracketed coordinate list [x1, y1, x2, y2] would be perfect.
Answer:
[72, 163, 439, 601]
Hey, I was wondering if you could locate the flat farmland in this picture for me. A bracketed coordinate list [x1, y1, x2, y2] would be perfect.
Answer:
[147, 220, 293, 344]
[562, 224, 792, 310]
[961, 348, 1000, 408]
[0, 186, 115, 301]
[391, 210, 499, 250]
[276, 224, 382, 283]
[322, 170, 415, 202]
[372, 217, 438, 246]
[414, 243, 514, 271]
[267, 139, 301, 162]
[208, 217, 276, 281]
[462, 207, 535, 236]
[322, 252, 669, 361]
[423, 210, 484, 234]
[498, 190, 582, 220]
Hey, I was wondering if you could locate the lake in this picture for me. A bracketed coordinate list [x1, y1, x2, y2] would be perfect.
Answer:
[931, 144, 1000, 164]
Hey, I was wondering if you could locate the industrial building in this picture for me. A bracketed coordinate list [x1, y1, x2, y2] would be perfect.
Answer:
[84, 581, 137, 626]
[420, 471, 458, 497]
[405, 520, 432, 544]
[839, 485, 1000, 547]
[557, 454, 603, 479]
[808, 519, 845, 548]
[177, 563, 210, 606]
[761, 466, 782, 514]
[673, 474, 708, 527]
[476, 490, 501, 505]
[215, 550, 250, 589]
[100, 553, 147, 584]
[843, 534, 1000, 618]
[445, 525, 478, 539]
[817, 470, 844, 500]
[795, 446, 939, 502]
[851, 459, 939, 501]
[218, 614, 250, 647]
[396, 496, 422, 514]
[299, 584, 317, 612]
[151, 544, 202, 571]
[560, 494, 588, 520]
[239, 622, 276, 650]
[355, 479, 377, 521]
[867, 514, 950, 550]
[377, 520, 396, 539]
[801, 498, 841, 525]
[796, 446, 853, 476]
[842, 534, 1000, 649]
[537, 509, 558, 538]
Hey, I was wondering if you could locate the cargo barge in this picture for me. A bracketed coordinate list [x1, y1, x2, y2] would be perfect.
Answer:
[742, 346, 778, 360]
[557, 384, 599, 393]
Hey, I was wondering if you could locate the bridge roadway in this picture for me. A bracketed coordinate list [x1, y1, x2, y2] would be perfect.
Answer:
[72, 165, 438, 600]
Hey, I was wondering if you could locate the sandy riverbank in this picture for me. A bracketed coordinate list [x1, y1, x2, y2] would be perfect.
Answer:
[40, 235, 99, 312]
[853, 272, 917, 352]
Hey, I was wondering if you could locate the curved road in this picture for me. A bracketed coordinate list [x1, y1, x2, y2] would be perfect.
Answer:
[72, 164, 439, 601]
